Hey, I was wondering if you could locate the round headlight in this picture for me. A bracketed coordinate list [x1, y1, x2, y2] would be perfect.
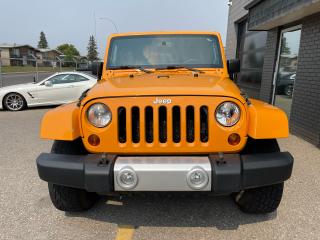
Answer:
[87, 103, 112, 128]
[215, 102, 240, 127]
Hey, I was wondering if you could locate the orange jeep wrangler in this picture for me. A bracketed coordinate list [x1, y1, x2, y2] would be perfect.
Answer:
[37, 32, 293, 214]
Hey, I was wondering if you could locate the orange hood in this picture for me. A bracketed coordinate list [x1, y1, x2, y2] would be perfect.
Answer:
[83, 72, 245, 104]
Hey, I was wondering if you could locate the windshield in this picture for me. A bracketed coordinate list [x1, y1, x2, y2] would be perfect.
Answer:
[107, 34, 223, 69]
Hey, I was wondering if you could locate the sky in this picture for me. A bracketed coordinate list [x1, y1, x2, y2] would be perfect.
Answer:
[0, 0, 229, 57]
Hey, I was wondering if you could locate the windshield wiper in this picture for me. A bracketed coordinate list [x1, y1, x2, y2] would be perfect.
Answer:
[112, 65, 153, 74]
[156, 65, 204, 73]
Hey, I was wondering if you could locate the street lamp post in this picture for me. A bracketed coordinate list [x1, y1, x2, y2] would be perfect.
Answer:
[29, 54, 39, 82]
[93, 15, 119, 76]
[94, 14, 119, 40]
[98, 17, 119, 33]
[73, 57, 78, 70]
[56, 56, 62, 72]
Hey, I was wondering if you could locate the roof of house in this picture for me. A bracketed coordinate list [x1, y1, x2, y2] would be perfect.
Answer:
[0, 43, 40, 52]
[0, 44, 64, 56]
[38, 48, 63, 55]
[0, 44, 87, 59]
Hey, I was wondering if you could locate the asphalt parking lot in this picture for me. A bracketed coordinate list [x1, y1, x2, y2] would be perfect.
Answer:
[1, 71, 92, 87]
[1, 72, 52, 87]
[1, 108, 320, 240]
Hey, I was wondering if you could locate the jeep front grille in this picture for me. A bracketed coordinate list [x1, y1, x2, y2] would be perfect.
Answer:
[145, 106, 153, 143]
[118, 107, 126, 143]
[117, 106, 209, 144]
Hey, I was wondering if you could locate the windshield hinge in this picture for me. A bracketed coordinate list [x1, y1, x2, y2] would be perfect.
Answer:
[77, 89, 90, 107]
[240, 90, 251, 106]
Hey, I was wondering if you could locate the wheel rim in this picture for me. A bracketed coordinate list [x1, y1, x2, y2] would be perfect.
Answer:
[5, 94, 24, 111]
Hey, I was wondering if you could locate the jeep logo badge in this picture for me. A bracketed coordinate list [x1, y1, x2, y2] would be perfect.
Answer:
[153, 97, 172, 105]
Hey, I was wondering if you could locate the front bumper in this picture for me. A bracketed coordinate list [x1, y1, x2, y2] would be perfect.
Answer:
[36, 152, 293, 194]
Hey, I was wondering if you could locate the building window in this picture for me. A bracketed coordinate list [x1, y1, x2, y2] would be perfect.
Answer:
[11, 48, 20, 58]
[235, 19, 267, 98]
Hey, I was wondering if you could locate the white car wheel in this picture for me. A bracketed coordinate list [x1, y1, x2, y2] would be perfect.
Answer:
[4, 93, 26, 111]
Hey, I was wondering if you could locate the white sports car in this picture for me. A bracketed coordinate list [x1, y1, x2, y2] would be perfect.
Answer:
[0, 72, 97, 111]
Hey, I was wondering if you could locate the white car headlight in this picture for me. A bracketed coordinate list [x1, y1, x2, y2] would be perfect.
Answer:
[215, 102, 240, 127]
[87, 103, 112, 128]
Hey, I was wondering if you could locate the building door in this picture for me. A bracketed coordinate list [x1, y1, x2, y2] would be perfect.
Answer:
[273, 26, 302, 118]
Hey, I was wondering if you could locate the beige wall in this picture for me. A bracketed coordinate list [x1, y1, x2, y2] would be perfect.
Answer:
[46, 51, 59, 60]
[0, 48, 10, 66]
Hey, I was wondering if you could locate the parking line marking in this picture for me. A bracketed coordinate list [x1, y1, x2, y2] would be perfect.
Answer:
[115, 225, 135, 240]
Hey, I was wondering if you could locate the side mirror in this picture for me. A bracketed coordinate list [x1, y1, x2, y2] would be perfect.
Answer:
[97, 62, 103, 80]
[227, 59, 240, 75]
[91, 62, 104, 80]
[44, 80, 53, 87]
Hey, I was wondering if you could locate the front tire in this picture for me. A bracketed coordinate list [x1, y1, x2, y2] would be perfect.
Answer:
[235, 183, 284, 214]
[3, 93, 26, 111]
[48, 183, 98, 212]
[234, 138, 284, 214]
[48, 139, 98, 212]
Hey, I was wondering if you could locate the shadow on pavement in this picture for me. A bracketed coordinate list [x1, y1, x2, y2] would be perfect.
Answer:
[24, 106, 58, 110]
[0, 105, 57, 112]
[66, 194, 276, 230]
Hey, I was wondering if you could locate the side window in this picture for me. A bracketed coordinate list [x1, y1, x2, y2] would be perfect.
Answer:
[76, 75, 89, 82]
[51, 74, 77, 84]
[47, 74, 68, 84]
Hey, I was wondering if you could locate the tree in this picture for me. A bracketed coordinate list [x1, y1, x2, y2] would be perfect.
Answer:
[56, 44, 80, 61]
[281, 37, 291, 55]
[38, 31, 49, 49]
[87, 35, 98, 61]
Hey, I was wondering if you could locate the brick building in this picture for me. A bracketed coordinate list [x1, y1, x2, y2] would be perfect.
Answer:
[37, 49, 62, 66]
[0, 44, 40, 66]
[226, 0, 320, 147]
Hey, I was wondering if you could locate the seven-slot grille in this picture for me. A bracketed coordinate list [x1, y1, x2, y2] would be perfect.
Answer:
[117, 106, 209, 144]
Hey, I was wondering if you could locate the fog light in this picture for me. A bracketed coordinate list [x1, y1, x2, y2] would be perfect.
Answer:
[117, 167, 138, 190]
[228, 133, 241, 146]
[88, 134, 100, 146]
[186, 167, 209, 190]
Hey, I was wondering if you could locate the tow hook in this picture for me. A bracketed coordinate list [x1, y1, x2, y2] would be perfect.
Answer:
[217, 152, 226, 165]
[77, 89, 90, 107]
[98, 153, 116, 166]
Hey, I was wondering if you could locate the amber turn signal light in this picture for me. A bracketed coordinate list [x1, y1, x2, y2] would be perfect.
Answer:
[228, 133, 240, 146]
[88, 134, 100, 146]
